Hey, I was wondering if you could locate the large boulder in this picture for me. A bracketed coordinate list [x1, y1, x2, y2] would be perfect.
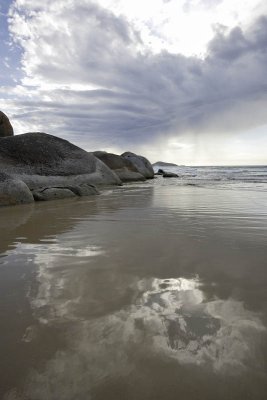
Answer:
[121, 152, 154, 179]
[0, 111, 14, 137]
[0, 172, 34, 206]
[93, 151, 145, 182]
[0, 132, 121, 189]
[0, 132, 121, 205]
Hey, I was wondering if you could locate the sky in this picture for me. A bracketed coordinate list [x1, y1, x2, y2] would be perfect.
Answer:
[1, 0, 267, 165]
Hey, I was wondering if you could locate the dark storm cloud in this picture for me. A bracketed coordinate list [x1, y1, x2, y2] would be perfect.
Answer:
[208, 16, 267, 60]
[6, 1, 267, 150]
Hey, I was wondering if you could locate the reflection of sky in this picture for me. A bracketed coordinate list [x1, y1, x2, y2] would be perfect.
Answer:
[3, 234, 266, 399]
[3, 227, 267, 400]
[4, 241, 104, 323]
[16, 235, 266, 366]
[131, 277, 266, 372]
[0, 190, 266, 400]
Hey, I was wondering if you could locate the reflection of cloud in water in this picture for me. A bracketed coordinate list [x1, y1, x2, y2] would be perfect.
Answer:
[32, 243, 104, 322]
[5, 235, 263, 399]
[19, 264, 266, 400]
[7, 241, 104, 323]
[133, 277, 265, 372]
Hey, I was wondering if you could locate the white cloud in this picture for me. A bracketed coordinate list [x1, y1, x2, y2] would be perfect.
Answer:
[2, 0, 267, 164]
[96, 0, 267, 56]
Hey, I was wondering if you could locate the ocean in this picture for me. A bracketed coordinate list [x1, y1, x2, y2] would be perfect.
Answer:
[153, 164, 267, 190]
[0, 165, 267, 400]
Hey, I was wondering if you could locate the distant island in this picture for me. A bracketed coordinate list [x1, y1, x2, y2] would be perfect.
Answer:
[152, 161, 178, 167]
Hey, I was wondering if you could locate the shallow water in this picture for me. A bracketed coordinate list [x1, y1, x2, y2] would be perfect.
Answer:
[0, 179, 267, 400]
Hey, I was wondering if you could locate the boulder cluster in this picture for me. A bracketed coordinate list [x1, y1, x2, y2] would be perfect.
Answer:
[93, 151, 154, 182]
[0, 112, 154, 206]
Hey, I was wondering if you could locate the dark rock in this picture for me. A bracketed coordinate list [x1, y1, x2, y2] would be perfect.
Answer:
[163, 172, 179, 178]
[0, 111, 14, 137]
[155, 168, 179, 177]
[94, 151, 136, 171]
[121, 151, 154, 179]
[0, 132, 121, 190]
[69, 183, 99, 196]
[32, 187, 76, 201]
[93, 151, 107, 157]
[94, 151, 145, 182]
[0, 172, 34, 206]
[32, 184, 98, 201]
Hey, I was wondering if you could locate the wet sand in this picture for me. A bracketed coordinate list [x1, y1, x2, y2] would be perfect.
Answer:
[0, 183, 267, 399]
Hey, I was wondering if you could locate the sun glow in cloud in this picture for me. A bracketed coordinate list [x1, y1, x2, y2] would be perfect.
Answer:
[1, 0, 267, 164]
[97, 0, 267, 56]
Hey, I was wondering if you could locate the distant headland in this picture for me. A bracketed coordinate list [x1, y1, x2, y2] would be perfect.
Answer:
[152, 161, 178, 167]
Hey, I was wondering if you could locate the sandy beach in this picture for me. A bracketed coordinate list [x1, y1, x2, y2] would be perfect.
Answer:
[2, 0, 267, 397]
[0, 172, 267, 400]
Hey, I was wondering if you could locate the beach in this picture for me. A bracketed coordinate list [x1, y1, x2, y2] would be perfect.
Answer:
[1, 167, 267, 400]
[1, 0, 267, 396]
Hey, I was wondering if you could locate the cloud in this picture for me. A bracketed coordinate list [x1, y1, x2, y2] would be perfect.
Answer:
[183, 0, 224, 13]
[2, 0, 267, 160]
[209, 16, 267, 59]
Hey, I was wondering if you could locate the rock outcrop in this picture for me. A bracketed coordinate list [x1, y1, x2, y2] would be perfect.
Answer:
[155, 169, 165, 175]
[0, 132, 121, 186]
[0, 132, 121, 206]
[0, 111, 14, 137]
[155, 169, 179, 178]
[121, 152, 154, 179]
[0, 126, 155, 207]
[163, 172, 179, 178]
[0, 172, 34, 206]
[93, 151, 145, 182]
